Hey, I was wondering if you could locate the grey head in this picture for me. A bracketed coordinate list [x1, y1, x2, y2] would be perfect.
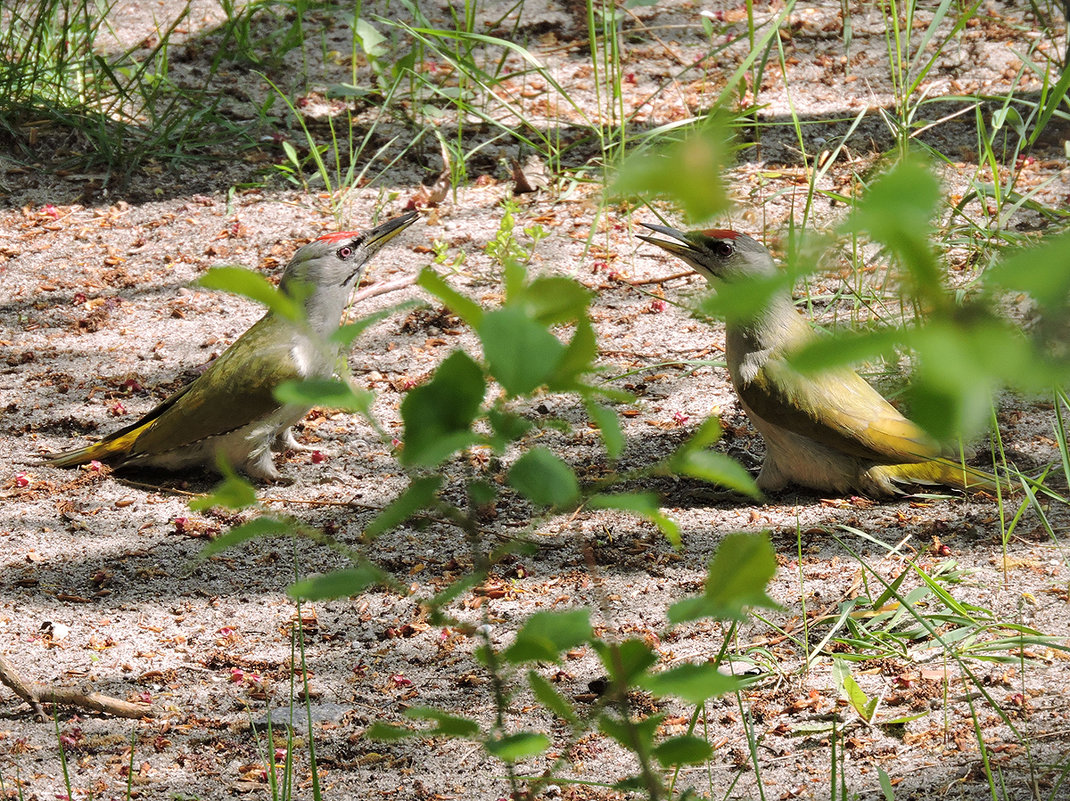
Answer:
[637, 223, 777, 283]
[280, 211, 419, 300]
[275, 211, 418, 334]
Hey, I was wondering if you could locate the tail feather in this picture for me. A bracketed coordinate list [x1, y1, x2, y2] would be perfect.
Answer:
[43, 428, 144, 468]
[871, 458, 1009, 494]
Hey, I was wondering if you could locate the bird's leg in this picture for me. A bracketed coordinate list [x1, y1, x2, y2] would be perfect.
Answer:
[242, 448, 292, 485]
[272, 426, 335, 459]
[272, 426, 317, 453]
[755, 462, 790, 493]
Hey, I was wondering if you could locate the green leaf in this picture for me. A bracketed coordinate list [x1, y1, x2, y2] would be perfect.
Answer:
[610, 124, 731, 223]
[330, 299, 424, 348]
[682, 415, 723, 450]
[588, 383, 635, 405]
[507, 447, 580, 508]
[652, 735, 714, 767]
[593, 638, 658, 685]
[585, 400, 624, 459]
[835, 658, 878, 722]
[549, 317, 598, 390]
[326, 83, 375, 100]
[670, 449, 760, 498]
[588, 492, 680, 547]
[354, 17, 387, 56]
[919, 311, 1047, 389]
[903, 380, 974, 442]
[503, 609, 591, 664]
[987, 231, 1070, 364]
[416, 268, 483, 328]
[400, 350, 485, 466]
[190, 467, 258, 511]
[843, 157, 940, 242]
[788, 328, 905, 374]
[991, 106, 1025, 135]
[872, 565, 910, 609]
[528, 671, 579, 725]
[426, 571, 484, 614]
[843, 672, 878, 722]
[485, 732, 550, 762]
[479, 308, 565, 396]
[840, 158, 942, 296]
[503, 258, 527, 301]
[288, 562, 387, 600]
[589, 491, 660, 515]
[487, 408, 533, 449]
[404, 707, 481, 738]
[197, 266, 302, 322]
[639, 662, 746, 704]
[366, 722, 417, 741]
[282, 141, 299, 168]
[701, 532, 779, 612]
[1027, 62, 1070, 147]
[274, 378, 373, 414]
[467, 479, 497, 507]
[665, 595, 715, 624]
[363, 476, 442, 540]
[788, 720, 837, 735]
[199, 516, 293, 558]
[598, 712, 662, 752]
[878, 767, 895, 801]
[698, 271, 796, 327]
[519, 277, 592, 324]
[904, 317, 1027, 439]
[668, 532, 780, 624]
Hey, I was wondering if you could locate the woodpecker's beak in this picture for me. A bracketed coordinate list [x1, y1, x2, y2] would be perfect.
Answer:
[336, 211, 420, 287]
[362, 210, 419, 255]
[637, 222, 708, 272]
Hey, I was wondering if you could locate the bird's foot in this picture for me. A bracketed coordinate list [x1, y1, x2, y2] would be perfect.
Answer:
[242, 451, 293, 485]
[246, 467, 295, 486]
[272, 427, 319, 453]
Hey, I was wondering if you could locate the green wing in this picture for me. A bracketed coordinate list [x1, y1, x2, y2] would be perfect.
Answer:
[737, 354, 941, 465]
[128, 316, 306, 456]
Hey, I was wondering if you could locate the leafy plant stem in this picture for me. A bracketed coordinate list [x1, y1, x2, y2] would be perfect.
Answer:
[292, 538, 323, 801]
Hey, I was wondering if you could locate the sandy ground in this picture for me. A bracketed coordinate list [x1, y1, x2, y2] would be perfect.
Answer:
[1, 1, 1069, 799]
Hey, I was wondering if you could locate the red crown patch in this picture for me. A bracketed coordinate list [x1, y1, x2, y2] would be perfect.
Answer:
[701, 229, 743, 240]
[315, 231, 361, 243]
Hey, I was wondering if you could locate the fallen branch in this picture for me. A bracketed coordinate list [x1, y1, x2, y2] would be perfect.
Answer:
[0, 653, 156, 720]
[351, 274, 419, 304]
[627, 270, 695, 286]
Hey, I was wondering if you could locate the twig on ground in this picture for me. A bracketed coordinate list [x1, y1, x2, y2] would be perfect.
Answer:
[627, 271, 695, 286]
[118, 478, 198, 496]
[259, 495, 382, 509]
[351, 274, 419, 304]
[0, 653, 155, 720]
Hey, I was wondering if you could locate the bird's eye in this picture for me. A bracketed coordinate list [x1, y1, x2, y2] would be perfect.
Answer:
[337, 246, 353, 260]
[711, 240, 733, 258]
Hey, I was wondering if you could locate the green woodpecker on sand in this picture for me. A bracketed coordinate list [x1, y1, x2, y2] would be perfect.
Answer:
[638, 223, 1000, 497]
[45, 211, 419, 482]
